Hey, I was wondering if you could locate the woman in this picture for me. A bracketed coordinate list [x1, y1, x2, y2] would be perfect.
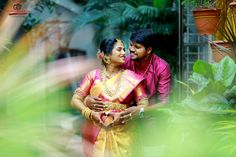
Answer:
[71, 38, 148, 157]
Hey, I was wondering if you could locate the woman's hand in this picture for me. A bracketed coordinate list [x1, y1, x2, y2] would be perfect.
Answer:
[91, 111, 105, 127]
[84, 95, 105, 111]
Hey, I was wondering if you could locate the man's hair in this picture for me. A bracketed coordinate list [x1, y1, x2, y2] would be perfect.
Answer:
[130, 29, 155, 48]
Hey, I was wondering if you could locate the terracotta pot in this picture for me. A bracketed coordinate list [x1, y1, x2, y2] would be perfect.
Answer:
[230, 2, 236, 24]
[193, 8, 221, 35]
[210, 40, 236, 62]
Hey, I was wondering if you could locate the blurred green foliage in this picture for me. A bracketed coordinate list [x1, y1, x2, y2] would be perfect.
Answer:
[132, 57, 236, 157]
[183, 0, 216, 8]
[0, 38, 75, 157]
[136, 105, 236, 157]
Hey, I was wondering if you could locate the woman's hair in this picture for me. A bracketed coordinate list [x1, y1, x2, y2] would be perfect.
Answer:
[98, 38, 120, 66]
[130, 29, 155, 49]
[100, 38, 118, 55]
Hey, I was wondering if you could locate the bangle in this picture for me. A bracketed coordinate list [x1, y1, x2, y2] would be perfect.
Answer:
[89, 111, 94, 121]
[83, 96, 88, 107]
[139, 107, 144, 118]
[82, 107, 93, 121]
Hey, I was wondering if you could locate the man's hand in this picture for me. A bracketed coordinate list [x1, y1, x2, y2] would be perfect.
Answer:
[108, 107, 139, 127]
[84, 95, 105, 111]
[108, 112, 122, 127]
[119, 106, 139, 124]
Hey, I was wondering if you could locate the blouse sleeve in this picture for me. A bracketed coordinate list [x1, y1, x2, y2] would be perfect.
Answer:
[74, 70, 96, 100]
[133, 82, 149, 106]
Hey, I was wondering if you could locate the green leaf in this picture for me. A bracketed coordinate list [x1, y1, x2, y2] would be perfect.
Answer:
[189, 72, 209, 93]
[230, 85, 236, 93]
[181, 93, 230, 113]
[212, 56, 236, 87]
[75, 10, 105, 29]
[123, 3, 137, 18]
[154, 0, 173, 8]
[176, 80, 195, 94]
[193, 60, 213, 79]
[137, 5, 159, 18]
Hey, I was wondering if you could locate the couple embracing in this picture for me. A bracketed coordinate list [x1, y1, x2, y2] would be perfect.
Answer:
[71, 29, 171, 157]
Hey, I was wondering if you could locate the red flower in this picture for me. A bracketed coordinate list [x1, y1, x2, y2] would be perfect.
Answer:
[97, 52, 103, 59]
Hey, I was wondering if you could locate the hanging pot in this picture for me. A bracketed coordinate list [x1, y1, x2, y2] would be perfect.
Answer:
[210, 40, 236, 62]
[230, 2, 236, 24]
[193, 8, 221, 35]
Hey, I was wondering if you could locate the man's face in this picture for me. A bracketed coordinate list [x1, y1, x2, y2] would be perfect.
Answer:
[129, 42, 149, 60]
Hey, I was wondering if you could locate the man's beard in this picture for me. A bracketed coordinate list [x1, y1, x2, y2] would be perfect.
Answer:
[130, 52, 138, 60]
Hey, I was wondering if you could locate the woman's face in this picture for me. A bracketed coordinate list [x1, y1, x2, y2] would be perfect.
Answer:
[109, 40, 126, 65]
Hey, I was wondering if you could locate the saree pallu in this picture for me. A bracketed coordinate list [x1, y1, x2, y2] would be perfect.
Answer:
[77, 69, 147, 157]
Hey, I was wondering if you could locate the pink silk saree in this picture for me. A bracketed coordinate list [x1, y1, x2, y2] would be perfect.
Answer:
[75, 69, 147, 157]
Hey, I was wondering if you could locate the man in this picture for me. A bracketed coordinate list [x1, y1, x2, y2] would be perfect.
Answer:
[123, 29, 171, 105]
[85, 29, 171, 114]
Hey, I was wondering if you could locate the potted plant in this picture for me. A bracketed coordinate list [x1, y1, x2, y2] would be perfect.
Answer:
[176, 57, 236, 156]
[230, 0, 236, 24]
[184, 0, 221, 35]
[180, 56, 236, 113]
[209, 0, 236, 62]
[210, 40, 236, 62]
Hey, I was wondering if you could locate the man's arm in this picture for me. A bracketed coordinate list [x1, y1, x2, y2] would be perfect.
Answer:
[157, 64, 171, 104]
[84, 95, 105, 111]
[112, 83, 149, 125]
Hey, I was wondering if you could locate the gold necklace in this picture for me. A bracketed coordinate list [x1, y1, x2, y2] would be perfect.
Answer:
[133, 56, 153, 77]
[101, 69, 123, 97]
[101, 69, 113, 80]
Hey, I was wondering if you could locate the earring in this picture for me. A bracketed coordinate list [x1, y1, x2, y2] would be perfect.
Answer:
[104, 57, 111, 65]
[106, 58, 111, 64]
